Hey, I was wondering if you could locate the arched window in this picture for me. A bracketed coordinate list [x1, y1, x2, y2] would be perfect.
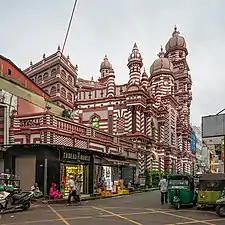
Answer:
[68, 75, 73, 86]
[51, 68, 57, 78]
[61, 87, 66, 98]
[43, 72, 49, 81]
[50, 86, 56, 96]
[91, 117, 99, 129]
[37, 75, 42, 84]
[61, 70, 67, 80]
[67, 92, 72, 102]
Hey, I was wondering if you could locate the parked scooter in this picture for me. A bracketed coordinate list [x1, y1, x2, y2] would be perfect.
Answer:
[215, 197, 225, 217]
[0, 187, 33, 212]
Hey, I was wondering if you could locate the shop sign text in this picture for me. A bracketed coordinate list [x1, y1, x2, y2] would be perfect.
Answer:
[63, 152, 91, 162]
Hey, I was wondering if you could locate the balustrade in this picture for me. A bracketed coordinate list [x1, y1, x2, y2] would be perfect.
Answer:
[55, 116, 86, 135]
[94, 129, 114, 142]
[19, 117, 42, 128]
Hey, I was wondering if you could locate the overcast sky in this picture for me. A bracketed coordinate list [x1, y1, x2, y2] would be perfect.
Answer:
[1, 0, 225, 126]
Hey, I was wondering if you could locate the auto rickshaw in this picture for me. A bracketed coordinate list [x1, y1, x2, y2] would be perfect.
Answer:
[197, 173, 225, 209]
[168, 174, 197, 210]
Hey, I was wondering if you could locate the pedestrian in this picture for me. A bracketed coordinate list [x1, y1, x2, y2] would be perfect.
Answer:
[159, 175, 168, 204]
[67, 175, 76, 206]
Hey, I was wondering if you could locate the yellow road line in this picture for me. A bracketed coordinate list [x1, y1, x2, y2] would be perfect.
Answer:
[48, 205, 70, 225]
[146, 209, 215, 225]
[92, 206, 142, 225]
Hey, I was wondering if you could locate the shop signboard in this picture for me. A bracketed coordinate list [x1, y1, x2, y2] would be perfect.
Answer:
[62, 151, 91, 163]
[103, 166, 112, 191]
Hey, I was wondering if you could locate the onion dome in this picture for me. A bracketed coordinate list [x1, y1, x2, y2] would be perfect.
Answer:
[127, 43, 143, 68]
[150, 46, 173, 76]
[165, 26, 187, 53]
[100, 55, 112, 72]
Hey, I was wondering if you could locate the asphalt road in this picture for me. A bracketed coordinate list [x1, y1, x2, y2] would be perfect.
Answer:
[1, 190, 225, 225]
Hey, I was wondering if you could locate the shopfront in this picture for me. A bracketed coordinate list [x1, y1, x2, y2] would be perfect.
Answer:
[59, 149, 93, 196]
[94, 156, 132, 193]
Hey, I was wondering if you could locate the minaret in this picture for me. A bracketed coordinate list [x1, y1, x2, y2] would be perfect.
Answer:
[127, 43, 143, 85]
[106, 67, 115, 97]
[141, 68, 148, 89]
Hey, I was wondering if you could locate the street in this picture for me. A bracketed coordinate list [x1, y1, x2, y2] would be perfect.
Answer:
[0, 190, 225, 225]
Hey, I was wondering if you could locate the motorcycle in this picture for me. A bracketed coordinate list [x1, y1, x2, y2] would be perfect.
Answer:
[215, 197, 225, 217]
[0, 188, 33, 212]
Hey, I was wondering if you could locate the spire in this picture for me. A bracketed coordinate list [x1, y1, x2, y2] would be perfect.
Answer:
[172, 25, 180, 37]
[30, 61, 33, 66]
[132, 43, 139, 52]
[157, 45, 165, 58]
[67, 55, 70, 60]
[57, 45, 61, 51]
[43, 53, 46, 59]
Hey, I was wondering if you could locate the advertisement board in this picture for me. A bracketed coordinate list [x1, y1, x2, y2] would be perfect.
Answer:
[202, 114, 225, 138]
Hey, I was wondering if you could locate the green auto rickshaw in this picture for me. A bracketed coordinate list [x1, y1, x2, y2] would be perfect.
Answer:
[168, 174, 198, 210]
[197, 173, 225, 209]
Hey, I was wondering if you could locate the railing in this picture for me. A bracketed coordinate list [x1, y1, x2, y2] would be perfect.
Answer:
[94, 129, 114, 143]
[17, 115, 43, 128]
[55, 116, 87, 136]
[13, 112, 137, 153]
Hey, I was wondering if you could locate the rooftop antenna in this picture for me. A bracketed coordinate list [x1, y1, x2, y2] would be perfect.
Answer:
[61, 0, 79, 54]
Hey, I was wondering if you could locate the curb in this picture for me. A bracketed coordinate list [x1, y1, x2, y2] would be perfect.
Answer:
[43, 188, 158, 204]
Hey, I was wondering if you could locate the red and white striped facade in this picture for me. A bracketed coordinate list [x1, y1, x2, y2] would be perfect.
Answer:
[22, 26, 195, 175]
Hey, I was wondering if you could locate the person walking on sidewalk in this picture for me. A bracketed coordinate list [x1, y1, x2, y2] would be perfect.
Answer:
[67, 175, 77, 206]
[159, 175, 168, 204]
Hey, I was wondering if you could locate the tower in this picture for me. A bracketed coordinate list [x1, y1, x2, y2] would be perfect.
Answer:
[165, 26, 193, 173]
[127, 43, 143, 85]
[99, 55, 112, 83]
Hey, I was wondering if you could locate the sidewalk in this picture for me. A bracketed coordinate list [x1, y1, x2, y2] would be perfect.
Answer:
[42, 188, 158, 204]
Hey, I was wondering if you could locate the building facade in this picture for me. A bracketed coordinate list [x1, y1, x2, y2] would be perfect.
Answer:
[23, 26, 194, 174]
[190, 128, 197, 152]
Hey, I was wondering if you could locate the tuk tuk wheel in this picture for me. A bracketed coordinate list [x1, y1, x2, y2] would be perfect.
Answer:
[174, 203, 181, 210]
[216, 205, 225, 217]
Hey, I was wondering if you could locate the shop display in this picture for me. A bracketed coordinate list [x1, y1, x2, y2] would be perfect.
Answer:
[62, 165, 83, 197]
[103, 166, 112, 191]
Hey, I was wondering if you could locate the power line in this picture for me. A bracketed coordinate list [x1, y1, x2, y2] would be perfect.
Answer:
[62, 0, 79, 54]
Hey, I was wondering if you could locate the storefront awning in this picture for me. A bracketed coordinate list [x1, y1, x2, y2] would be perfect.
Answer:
[103, 158, 129, 166]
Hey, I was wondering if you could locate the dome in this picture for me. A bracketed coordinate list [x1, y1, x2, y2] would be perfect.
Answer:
[165, 26, 186, 52]
[150, 47, 173, 76]
[100, 55, 112, 71]
[127, 43, 143, 67]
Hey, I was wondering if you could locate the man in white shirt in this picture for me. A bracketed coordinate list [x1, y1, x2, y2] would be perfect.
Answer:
[67, 175, 77, 205]
[159, 176, 168, 204]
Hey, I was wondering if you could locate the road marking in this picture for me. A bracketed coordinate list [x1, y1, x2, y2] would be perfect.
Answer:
[166, 217, 225, 224]
[48, 205, 70, 225]
[92, 206, 143, 225]
[147, 209, 215, 225]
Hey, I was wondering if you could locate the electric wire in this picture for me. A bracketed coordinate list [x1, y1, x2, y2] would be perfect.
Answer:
[61, 0, 78, 54]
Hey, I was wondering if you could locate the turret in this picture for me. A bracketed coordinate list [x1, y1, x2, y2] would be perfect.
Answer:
[141, 69, 148, 89]
[127, 43, 143, 85]
[149, 46, 174, 103]
[106, 67, 115, 97]
[99, 55, 112, 83]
